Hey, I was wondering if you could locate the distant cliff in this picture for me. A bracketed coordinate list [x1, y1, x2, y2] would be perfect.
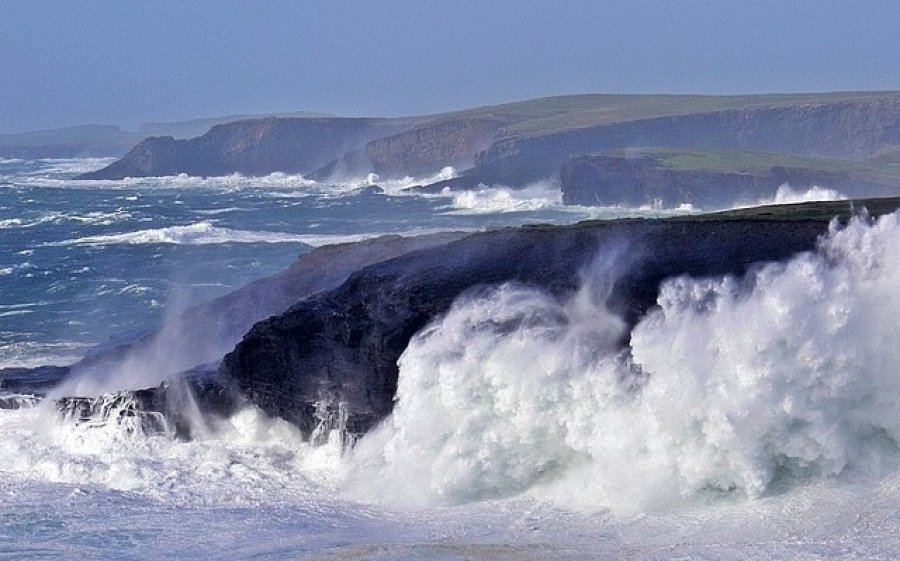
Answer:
[74, 93, 900, 195]
[561, 151, 900, 208]
[470, 98, 900, 187]
[364, 116, 511, 176]
[77, 117, 416, 180]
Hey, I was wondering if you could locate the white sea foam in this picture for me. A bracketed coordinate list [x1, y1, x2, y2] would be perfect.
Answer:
[194, 206, 253, 215]
[0, 401, 343, 504]
[12, 167, 459, 197]
[0, 261, 36, 277]
[0, 209, 133, 229]
[0, 337, 90, 369]
[0, 218, 24, 228]
[346, 211, 900, 513]
[11, 170, 319, 192]
[38, 157, 119, 175]
[323, 166, 458, 196]
[53, 221, 313, 246]
[737, 183, 847, 208]
[53, 222, 474, 249]
[444, 181, 563, 214]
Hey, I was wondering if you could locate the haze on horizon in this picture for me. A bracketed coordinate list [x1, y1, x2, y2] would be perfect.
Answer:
[2, 0, 900, 135]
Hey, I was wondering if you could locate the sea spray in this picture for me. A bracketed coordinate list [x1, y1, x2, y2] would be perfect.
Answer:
[0, 397, 343, 498]
[345, 211, 900, 513]
[446, 180, 563, 214]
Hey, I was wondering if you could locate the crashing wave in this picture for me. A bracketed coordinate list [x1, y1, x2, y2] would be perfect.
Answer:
[346, 211, 900, 512]
[55, 391, 175, 438]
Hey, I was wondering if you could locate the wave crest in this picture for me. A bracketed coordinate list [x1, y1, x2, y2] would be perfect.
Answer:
[54, 221, 315, 246]
[346, 211, 900, 513]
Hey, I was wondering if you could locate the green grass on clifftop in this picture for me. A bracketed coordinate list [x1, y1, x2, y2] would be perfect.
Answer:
[442, 92, 900, 138]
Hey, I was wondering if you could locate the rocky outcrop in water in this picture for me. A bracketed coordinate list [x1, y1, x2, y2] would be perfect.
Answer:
[10, 199, 900, 441]
[219, 216, 844, 438]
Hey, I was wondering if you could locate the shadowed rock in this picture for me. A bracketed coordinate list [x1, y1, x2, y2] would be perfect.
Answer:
[220, 216, 850, 438]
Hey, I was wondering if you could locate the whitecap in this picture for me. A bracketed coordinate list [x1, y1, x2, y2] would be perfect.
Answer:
[52, 221, 313, 246]
[346, 211, 900, 514]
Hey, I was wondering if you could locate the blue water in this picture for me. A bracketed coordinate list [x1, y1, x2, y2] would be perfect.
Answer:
[2, 159, 899, 560]
[0, 159, 620, 368]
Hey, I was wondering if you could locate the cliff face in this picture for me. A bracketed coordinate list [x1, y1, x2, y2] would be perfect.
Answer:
[77, 117, 415, 180]
[472, 99, 900, 186]
[219, 218, 835, 437]
[560, 153, 900, 208]
[75, 94, 900, 184]
[364, 116, 511, 177]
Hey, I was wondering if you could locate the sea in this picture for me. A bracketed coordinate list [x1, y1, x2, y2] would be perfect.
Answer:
[1, 157, 898, 559]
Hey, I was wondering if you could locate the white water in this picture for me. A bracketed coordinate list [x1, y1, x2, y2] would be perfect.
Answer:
[4, 156, 900, 557]
[53, 221, 321, 246]
[736, 183, 847, 209]
[444, 181, 564, 214]
[51, 221, 476, 250]
[0, 401, 343, 502]
[347, 211, 900, 518]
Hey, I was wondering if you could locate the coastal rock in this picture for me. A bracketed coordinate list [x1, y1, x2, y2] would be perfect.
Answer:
[220, 217, 838, 438]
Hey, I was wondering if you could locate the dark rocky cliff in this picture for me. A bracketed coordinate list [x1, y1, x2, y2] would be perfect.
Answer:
[77, 117, 416, 180]
[219, 217, 840, 437]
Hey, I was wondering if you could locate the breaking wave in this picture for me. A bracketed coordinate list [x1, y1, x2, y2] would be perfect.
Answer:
[741, 184, 847, 208]
[444, 181, 563, 214]
[346, 211, 900, 513]
[54, 222, 475, 248]
[53, 221, 316, 246]
[0, 210, 132, 229]
[13, 165, 458, 198]
[0, 397, 343, 503]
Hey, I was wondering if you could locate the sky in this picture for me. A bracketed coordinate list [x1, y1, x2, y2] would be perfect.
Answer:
[1, 0, 900, 134]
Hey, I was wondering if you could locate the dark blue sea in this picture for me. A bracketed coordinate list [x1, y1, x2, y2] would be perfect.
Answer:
[2, 158, 897, 560]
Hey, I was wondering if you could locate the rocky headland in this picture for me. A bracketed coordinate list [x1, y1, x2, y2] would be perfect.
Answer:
[77, 117, 419, 180]
[6, 197, 900, 440]
[215, 217, 826, 436]
[75, 92, 900, 208]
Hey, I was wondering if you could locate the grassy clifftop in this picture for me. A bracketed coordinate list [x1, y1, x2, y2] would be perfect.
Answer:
[78, 92, 900, 184]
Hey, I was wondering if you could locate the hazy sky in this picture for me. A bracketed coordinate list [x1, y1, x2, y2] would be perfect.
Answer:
[2, 1, 900, 134]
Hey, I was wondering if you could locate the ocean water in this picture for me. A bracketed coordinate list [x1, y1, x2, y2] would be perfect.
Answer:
[1, 158, 897, 559]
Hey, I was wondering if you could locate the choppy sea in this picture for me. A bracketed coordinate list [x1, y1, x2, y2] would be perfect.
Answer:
[1, 158, 898, 560]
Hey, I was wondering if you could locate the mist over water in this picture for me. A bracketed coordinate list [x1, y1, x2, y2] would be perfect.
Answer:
[346, 211, 900, 513]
